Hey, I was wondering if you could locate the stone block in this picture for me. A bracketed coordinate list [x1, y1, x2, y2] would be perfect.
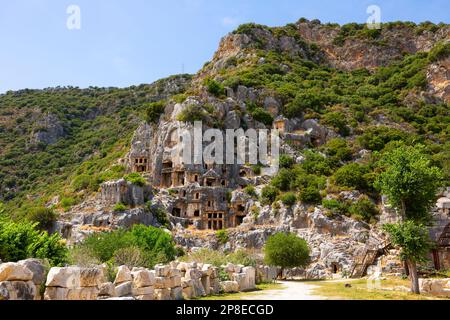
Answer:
[0, 263, 33, 282]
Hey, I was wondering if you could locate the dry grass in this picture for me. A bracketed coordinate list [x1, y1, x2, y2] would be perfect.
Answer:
[310, 278, 449, 300]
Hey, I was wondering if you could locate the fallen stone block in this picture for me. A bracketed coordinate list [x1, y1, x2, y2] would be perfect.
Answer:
[0, 263, 33, 282]
[46, 267, 80, 289]
[0, 281, 37, 300]
[114, 266, 132, 285]
[132, 270, 155, 288]
[115, 281, 133, 297]
[220, 281, 239, 293]
[154, 288, 171, 300]
[170, 286, 183, 300]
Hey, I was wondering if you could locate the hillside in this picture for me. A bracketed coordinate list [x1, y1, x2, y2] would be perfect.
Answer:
[0, 75, 192, 218]
[0, 18, 449, 279]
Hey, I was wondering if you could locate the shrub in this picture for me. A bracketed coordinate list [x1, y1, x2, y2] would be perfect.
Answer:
[145, 101, 166, 123]
[147, 204, 170, 227]
[244, 185, 258, 198]
[179, 248, 257, 268]
[251, 108, 274, 126]
[322, 138, 353, 162]
[124, 173, 146, 187]
[279, 155, 295, 169]
[204, 79, 225, 97]
[60, 197, 78, 212]
[261, 185, 280, 205]
[78, 225, 176, 269]
[26, 207, 57, 231]
[112, 246, 147, 269]
[322, 112, 350, 136]
[251, 164, 262, 175]
[333, 163, 370, 190]
[280, 192, 297, 207]
[216, 230, 229, 245]
[113, 203, 127, 212]
[428, 42, 450, 62]
[322, 199, 349, 216]
[299, 186, 322, 204]
[264, 233, 310, 271]
[271, 168, 293, 191]
[0, 219, 68, 266]
[72, 174, 95, 192]
[176, 104, 209, 123]
[349, 197, 379, 223]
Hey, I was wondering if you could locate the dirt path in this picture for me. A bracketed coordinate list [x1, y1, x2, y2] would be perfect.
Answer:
[240, 281, 327, 300]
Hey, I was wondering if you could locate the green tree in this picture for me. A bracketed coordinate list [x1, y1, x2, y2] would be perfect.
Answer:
[376, 144, 443, 294]
[264, 233, 310, 278]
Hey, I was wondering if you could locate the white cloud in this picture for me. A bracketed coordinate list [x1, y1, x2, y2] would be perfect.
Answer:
[221, 16, 239, 27]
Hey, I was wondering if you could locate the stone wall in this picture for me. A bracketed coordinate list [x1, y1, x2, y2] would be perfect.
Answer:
[0, 260, 262, 301]
[419, 278, 450, 297]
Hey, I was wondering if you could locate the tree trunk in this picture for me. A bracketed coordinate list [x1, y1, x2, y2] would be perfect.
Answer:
[407, 259, 420, 294]
[403, 261, 410, 276]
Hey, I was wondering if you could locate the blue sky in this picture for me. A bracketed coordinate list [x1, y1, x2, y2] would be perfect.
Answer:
[0, 0, 449, 93]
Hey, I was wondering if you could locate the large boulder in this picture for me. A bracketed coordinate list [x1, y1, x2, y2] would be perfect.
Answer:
[45, 267, 80, 289]
[0, 281, 37, 300]
[114, 266, 132, 285]
[220, 281, 239, 293]
[18, 259, 47, 286]
[132, 269, 155, 288]
[0, 263, 33, 282]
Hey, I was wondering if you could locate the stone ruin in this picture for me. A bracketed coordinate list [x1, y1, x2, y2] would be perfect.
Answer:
[0, 259, 278, 301]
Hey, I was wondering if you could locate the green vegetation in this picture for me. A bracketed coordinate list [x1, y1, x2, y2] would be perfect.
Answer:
[26, 207, 58, 231]
[0, 75, 191, 220]
[216, 230, 229, 245]
[180, 248, 258, 268]
[145, 101, 166, 123]
[244, 185, 258, 198]
[264, 233, 310, 274]
[113, 203, 128, 212]
[280, 192, 297, 207]
[0, 219, 68, 266]
[124, 173, 147, 187]
[204, 79, 225, 97]
[71, 225, 177, 269]
[377, 144, 443, 294]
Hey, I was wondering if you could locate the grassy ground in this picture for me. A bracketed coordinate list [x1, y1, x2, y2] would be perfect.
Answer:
[310, 278, 448, 300]
[195, 282, 285, 300]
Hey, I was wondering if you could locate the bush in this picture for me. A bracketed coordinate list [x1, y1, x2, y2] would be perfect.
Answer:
[279, 155, 295, 169]
[147, 204, 169, 227]
[349, 197, 379, 223]
[429, 42, 450, 62]
[216, 230, 229, 245]
[322, 199, 349, 216]
[77, 225, 176, 269]
[0, 219, 68, 266]
[204, 79, 225, 97]
[113, 203, 127, 212]
[244, 185, 258, 198]
[145, 101, 166, 123]
[333, 163, 370, 190]
[264, 233, 310, 270]
[26, 207, 57, 230]
[271, 168, 293, 191]
[299, 186, 322, 204]
[124, 173, 147, 187]
[251, 108, 274, 126]
[72, 174, 95, 192]
[322, 112, 350, 136]
[322, 138, 353, 162]
[280, 192, 297, 207]
[261, 185, 280, 205]
[179, 248, 257, 268]
[176, 104, 209, 123]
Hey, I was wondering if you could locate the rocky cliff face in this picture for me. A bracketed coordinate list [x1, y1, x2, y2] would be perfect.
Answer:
[297, 20, 450, 71]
